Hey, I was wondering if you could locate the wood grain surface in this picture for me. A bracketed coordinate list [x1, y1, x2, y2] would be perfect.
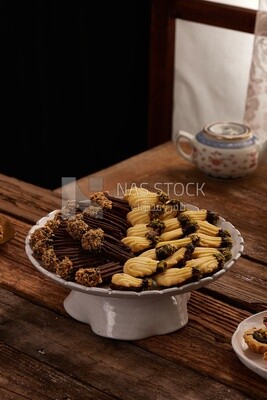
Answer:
[0, 141, 266, 399]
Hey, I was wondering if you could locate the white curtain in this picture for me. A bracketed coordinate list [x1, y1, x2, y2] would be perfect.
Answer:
[172, 0, 261, 142]
[244, 0, 267, 148]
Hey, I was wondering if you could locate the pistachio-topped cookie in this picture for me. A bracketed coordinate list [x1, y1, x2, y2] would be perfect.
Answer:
[243, 316, 267, 359]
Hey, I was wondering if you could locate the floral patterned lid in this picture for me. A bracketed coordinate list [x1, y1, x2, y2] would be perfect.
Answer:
[204, 122, 251, 141]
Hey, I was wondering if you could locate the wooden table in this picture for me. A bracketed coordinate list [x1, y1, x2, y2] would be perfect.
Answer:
[0, 141, 266, 400]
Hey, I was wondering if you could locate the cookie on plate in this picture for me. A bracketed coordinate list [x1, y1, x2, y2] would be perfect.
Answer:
[243, 316, 267, 359]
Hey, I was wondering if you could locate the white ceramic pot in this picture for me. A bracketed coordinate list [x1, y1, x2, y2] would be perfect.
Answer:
[173, 122, 261, 179]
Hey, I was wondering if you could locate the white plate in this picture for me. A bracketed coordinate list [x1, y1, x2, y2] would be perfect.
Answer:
[25, 206, 244, 299]
[231, 311, 267, 380]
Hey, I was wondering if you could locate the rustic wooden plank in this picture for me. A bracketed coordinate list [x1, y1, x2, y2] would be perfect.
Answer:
[0, 388, 28, 400]
[0, 288, 256, 400]
[136, 291, 266, 400]
[173, 0, 256, 33]
[0, 218, 265, 399]
[1, 139, 266, 400]
[201, 258, 267, 313]
[0, 344, 113, 400]
[148, 0, 175, 147]
[68, 142, 267, 199]
[0, 214, 265, 399]
[0, 174, 61, 224]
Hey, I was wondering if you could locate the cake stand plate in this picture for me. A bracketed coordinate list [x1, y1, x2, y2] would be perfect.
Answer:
[25, 208, 244, 340]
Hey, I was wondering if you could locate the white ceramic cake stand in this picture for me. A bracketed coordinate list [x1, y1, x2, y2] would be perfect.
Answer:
[63, 290, 190, 340]
[25, 210, 244, 340]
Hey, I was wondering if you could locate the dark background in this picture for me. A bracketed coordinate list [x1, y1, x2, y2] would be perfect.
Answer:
[1, 1, 151, 189]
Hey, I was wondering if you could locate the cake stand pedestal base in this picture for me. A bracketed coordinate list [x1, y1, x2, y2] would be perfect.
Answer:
[63, 290, 190, 340]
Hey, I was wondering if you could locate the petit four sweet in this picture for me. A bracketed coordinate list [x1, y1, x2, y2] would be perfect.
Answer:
[243, 316, 267, 360]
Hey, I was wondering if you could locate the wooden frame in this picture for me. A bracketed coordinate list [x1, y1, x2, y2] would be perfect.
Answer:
[147, 0, 257, 148]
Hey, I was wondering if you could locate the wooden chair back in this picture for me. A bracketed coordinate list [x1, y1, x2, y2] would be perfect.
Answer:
[147, 0, 257, 148]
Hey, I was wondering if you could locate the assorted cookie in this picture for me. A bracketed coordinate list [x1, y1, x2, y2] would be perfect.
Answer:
[28, 186, 233, 291]
[243, 315, 267, 360]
